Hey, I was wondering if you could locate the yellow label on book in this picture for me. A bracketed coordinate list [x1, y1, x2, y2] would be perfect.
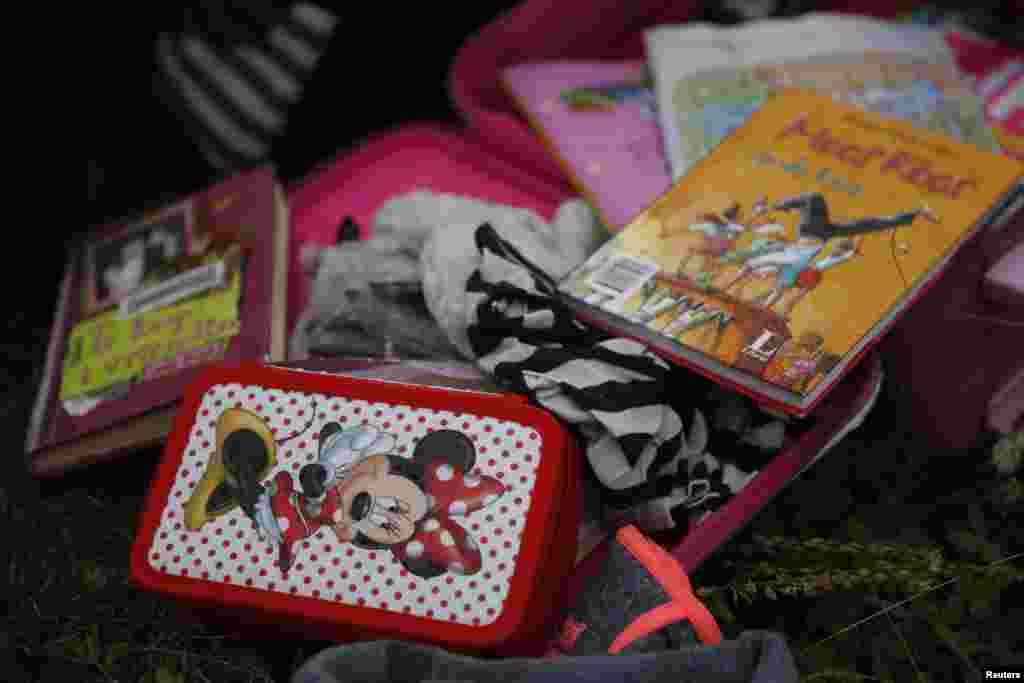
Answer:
[59, 266, 242, 400]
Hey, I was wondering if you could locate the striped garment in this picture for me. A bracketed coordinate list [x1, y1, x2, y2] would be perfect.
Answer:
[462, 224, 761, 532]
[155, 3, 337, 171]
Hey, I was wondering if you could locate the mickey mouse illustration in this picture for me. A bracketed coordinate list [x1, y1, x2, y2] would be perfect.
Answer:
[224, 420, 507, 579]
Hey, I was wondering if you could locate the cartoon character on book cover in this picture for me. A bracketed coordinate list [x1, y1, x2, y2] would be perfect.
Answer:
[717, 191, 938, 318]
[562, 91, 1021, 397]
[560, 73, 656, 118]
[60, 195, 249, 417]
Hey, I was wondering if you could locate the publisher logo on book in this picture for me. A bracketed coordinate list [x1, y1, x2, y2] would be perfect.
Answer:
[742, 330, 785, 363]
[587, 254, 659, 302]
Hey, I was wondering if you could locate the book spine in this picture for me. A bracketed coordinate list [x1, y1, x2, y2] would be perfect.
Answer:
[26, 255, 75, 454]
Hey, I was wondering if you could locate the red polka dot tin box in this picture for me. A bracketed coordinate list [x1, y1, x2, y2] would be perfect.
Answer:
[130, 362, 582, 654]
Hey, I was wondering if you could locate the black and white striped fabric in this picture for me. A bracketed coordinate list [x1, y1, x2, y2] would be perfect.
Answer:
[462, 224, 761, 531]
[155, 2, 337, 171]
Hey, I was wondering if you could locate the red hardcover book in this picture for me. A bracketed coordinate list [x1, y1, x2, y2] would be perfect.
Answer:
[26, 166, 290, 477]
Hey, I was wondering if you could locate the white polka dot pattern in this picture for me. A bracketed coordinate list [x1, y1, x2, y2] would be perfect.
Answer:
[146, 383, 544, 627]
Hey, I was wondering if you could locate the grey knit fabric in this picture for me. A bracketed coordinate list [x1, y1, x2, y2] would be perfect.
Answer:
[290, 634, 800, 683]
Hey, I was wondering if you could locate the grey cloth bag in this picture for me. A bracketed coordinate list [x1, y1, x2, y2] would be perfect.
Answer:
[290, 632, 800, 683]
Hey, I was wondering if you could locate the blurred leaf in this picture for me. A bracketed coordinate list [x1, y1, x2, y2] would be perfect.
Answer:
[991, 430, 1024, 475]
[798, 640, 847, 674]
[845, 517, 871, 544]
[947, 530, 1001, 564]
[926, 618, 985, 678]
[706, 591, 736, 624]
[997, 478, 1024, 507]
[154, 662, 186, 683]
[78, 559, 108, 592]
[103, 640, 133, 672]
[966, 504, 990, 540]
[958, 570, 1003, 616]
[63, 637, 86, 661]
[63, 625, 100, 664]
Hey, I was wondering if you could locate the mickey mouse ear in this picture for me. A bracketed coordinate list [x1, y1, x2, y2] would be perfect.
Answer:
[412, 430, 477, 473]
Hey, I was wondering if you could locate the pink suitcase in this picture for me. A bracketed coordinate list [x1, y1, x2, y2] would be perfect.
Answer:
[283, 122, 885, 577]
[450, 0, 1023, 451]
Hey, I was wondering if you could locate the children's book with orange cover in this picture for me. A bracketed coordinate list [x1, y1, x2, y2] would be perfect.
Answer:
[559, 89, 1023, 417]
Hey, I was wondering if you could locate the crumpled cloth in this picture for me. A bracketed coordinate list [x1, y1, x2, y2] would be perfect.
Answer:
[412, 192, 607, 359]
[290, 191, 605, 362]
[289, 220, 458, 361]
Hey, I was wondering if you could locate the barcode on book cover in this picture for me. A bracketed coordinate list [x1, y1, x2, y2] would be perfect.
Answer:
[119, 262, 226, 319]
[588, 255, 659, 300]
